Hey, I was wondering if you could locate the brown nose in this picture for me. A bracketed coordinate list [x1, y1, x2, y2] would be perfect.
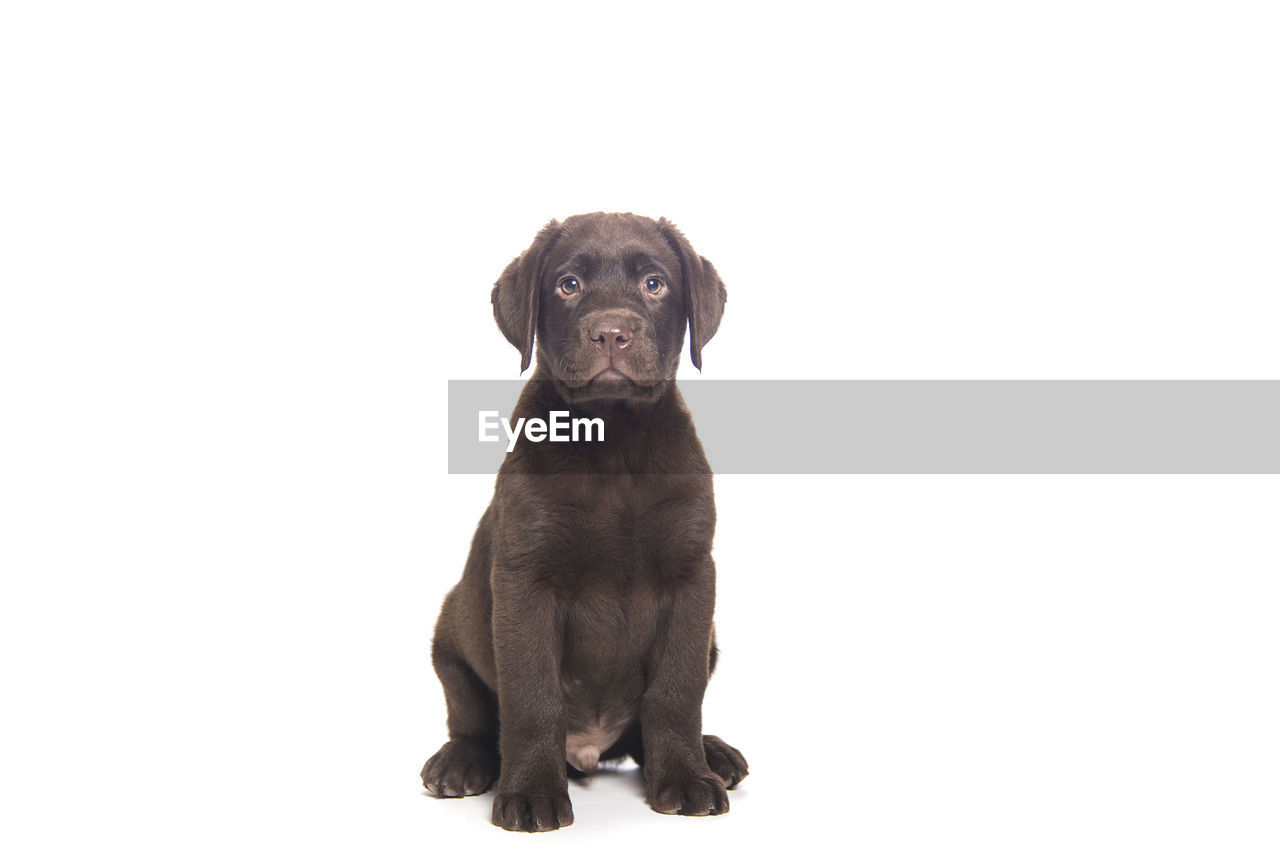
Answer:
[590, 321, 632, 353]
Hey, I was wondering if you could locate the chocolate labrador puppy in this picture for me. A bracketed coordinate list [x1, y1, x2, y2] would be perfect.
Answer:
[421, 212, 746, 831]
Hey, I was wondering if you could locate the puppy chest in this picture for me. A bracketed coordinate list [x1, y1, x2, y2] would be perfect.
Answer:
[561, 578, 662, 662]
[546, 499, 713, 579]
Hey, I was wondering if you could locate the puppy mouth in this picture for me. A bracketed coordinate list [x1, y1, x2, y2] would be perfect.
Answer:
[554, 363, 663, 402]
[589, 367, 635, 384]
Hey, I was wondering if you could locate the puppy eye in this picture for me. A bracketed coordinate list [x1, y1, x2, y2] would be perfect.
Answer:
[643, 277, 663, 294]
[559, 277, 580, 295]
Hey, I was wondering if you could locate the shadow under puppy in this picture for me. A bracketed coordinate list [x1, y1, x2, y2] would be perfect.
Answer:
[421, 212, 747, 832]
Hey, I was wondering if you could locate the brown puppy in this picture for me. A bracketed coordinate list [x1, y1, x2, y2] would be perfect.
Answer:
[421, 212, 746, 832]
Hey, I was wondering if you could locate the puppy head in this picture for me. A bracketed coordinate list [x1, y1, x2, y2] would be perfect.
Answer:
[491, 213, 727, 403]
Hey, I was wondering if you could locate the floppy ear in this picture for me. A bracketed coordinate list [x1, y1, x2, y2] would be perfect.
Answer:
[657, 218, 727, 370]
[491, 220, 562, 372]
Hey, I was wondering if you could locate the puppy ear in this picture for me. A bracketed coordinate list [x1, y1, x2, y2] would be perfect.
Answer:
[491, 220, 562, 372]
[657, 218, 727, 371]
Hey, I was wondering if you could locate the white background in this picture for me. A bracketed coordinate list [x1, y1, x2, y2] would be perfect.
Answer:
[2, 1, 1278, 850]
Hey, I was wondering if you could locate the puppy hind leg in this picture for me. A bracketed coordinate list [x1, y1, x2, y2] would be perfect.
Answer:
[701, 735, 748, 789]
[421, 634, 500, 797]
[697, 636, 745, 787]
[633, 730, 746, 789]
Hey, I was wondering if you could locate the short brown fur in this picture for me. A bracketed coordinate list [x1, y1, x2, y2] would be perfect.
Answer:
[421, 213, 746, 832]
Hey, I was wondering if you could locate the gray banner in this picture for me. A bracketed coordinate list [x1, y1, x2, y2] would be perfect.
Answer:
[448, 380, 1280, 474]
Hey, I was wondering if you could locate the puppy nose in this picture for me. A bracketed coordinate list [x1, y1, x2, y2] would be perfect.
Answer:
[590, 321, 632, 352]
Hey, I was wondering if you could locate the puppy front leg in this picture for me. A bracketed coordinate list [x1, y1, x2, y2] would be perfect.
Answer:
[641, 567, 729, 816]
[490, 571, 573, 832]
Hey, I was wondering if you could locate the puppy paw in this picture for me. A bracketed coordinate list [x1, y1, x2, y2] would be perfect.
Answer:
[703, 734, 749, 789]
[491, 791, 574, 832]
[420, 739, 498, 797]
[648, 768, 730, 816]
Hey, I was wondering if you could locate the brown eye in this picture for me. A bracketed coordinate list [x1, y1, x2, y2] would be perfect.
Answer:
[644, 277, 663, 294]
[560, 277, 580, 295]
